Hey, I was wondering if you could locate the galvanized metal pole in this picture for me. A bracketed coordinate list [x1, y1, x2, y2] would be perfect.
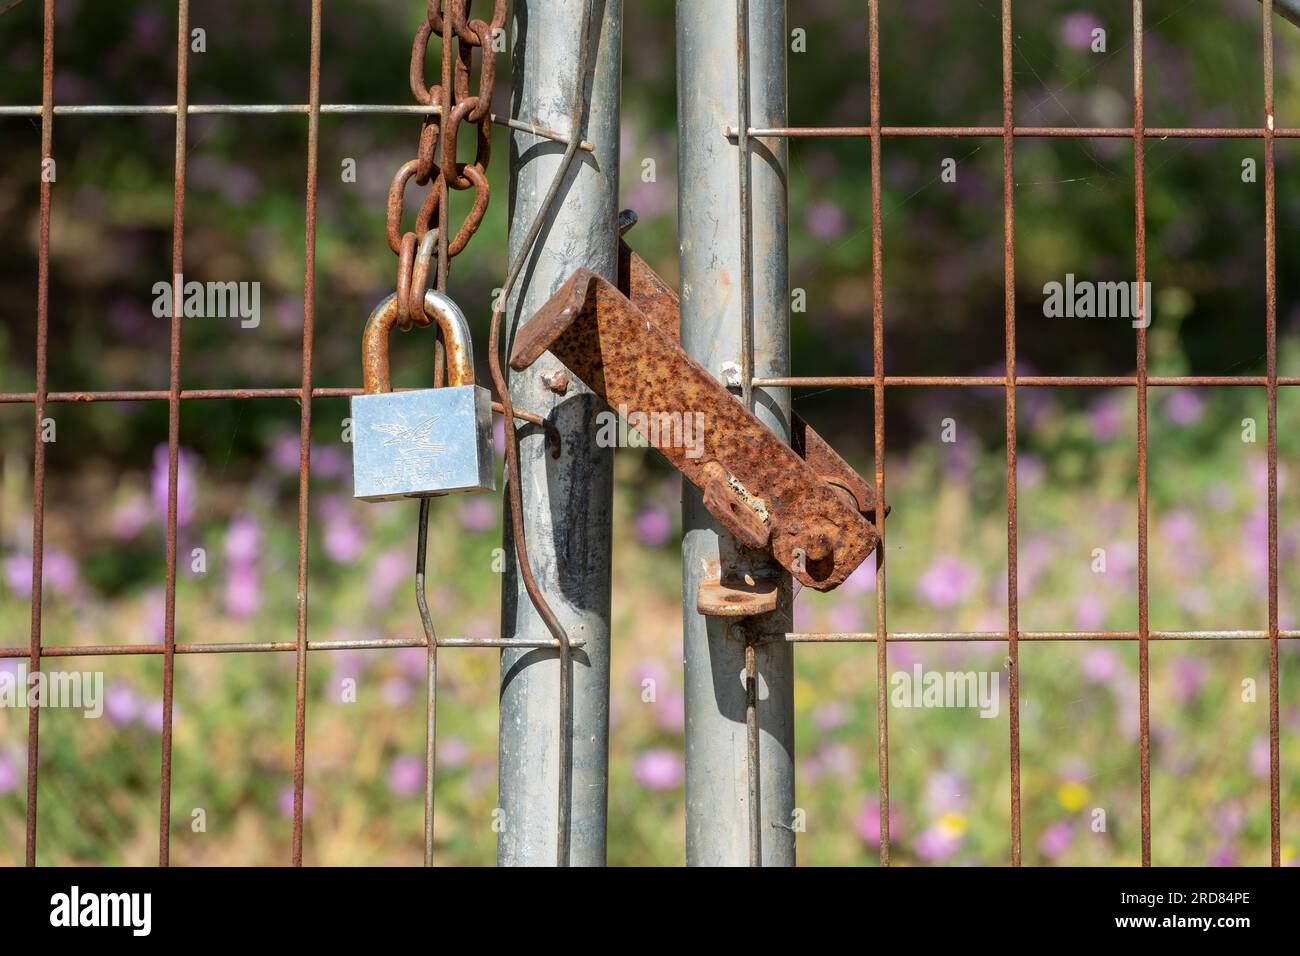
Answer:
[677, 0, 795, 866]
[498, 0, 621, 867]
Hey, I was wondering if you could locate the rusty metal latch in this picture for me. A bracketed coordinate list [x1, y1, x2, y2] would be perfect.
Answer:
[510, 240, 886, 596]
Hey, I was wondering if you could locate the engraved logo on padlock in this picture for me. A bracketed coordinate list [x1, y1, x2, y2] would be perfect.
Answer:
[351, 290, 495, 502]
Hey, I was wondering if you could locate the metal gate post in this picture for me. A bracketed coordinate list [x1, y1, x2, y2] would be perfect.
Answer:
[497, 0, 622, 867]
[677, 0, 795, 866]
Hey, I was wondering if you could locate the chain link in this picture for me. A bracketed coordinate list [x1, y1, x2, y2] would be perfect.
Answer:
[389, 0, 507, 331]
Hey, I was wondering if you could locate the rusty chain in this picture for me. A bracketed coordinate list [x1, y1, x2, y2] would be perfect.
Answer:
[388, 0, 507, 330]
[389, 0, 585, 866]
[381, 0, 597, 866]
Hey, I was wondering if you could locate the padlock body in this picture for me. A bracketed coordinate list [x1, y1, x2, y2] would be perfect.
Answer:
[351, 385, 495, 501]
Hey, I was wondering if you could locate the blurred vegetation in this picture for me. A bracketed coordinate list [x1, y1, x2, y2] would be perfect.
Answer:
[1, 0, 1299, 865]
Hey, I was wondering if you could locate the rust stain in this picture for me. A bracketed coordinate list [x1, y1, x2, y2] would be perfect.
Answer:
[511, 256, 883, 592]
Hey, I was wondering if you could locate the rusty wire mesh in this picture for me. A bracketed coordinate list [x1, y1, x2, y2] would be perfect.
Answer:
[730, 0, 1289, 867]
[0, 0, 1292, 868]
[0, 0, 597, 867]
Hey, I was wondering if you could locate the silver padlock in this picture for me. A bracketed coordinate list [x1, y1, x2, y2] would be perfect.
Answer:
[351, 290, 495, 502]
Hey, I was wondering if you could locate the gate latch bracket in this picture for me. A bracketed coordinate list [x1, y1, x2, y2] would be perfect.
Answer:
[510, 239, 887, 598]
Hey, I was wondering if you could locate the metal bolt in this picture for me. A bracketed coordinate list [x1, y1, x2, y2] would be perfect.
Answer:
[799, 518, 838, 562]
[542, 369, 571, 395]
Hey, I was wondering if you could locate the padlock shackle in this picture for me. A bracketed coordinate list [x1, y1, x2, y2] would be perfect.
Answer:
[362, 289, 476, 394]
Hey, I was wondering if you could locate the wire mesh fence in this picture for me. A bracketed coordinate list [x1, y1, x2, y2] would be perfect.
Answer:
[724, 0, 1290, 867]
[0, 0, 599, 867]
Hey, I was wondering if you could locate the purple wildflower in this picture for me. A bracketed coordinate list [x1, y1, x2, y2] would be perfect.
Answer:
[278, 786, 314, 819]
[888, 641, 920, 672]
[128, 9, 167, 53]
[654, 690, 685, 732]
[144, 590, 167, 644]
[1018, 453, 1046, 489]
[828, 601, 864, 634]
[151, 444, 199, 528]
[2, 550, 78, 597]
[1210, 845, 1238, 867]
[1214, 802, 1245, 838]
[814, 743, 855, 778]
[1087, 395, 1125, 442]
[367, 548, 408, 609]
[852, 800, 881, 845]
[397, 647, 429, 682]
[311, 444, 350, 481]
[458, 498, 495, 533]
[465, 617, 494, 640]
[107, 298, 147, 337]
[622, 177, 674, 218]
[924, 770, 967, 815]
[1059, 12, 1103, 51]
[381, 677, 412, 708]
[917, 555, 977, 609]
[854, 797, 902, 847]
[141, 698, 170, 734]
[1119, 698, 1141, 741]
[812, 700, 849, 731]
[792, 598, 815, 632]
[913, 820, 965, 863]
[806, 200, 848, 240]
[330, 648, 364, 689]
[274, 298, 301, 331]
[1039, 820, 1074, 860]
[269, 431, 302, 473]
[439, 736, 471, 769]
[1248, 455, 1271, 494]
[111, 494, 152, 539]
[633, 748, 684, 790]
[225, 564, 261, 618]
[1082, 647, 1122, 684]
[1103, 541, 1139, 583]
[941, 440, 975, 479]
[44, 551, 78, 594]
[634, 506, 673, 547]
[323, 513, 365, 563]
[1170, 656, 1209, 705]
[840, 560, 875, 595]
[1073, 595, 1107, 631]
[387, 754, 424, 797]
[634, 658, 667, 688]
[1058, 756, 1090, 783]
[1160, 509, 1197, 550]
[104, 685, 141, 727]
[1249, 737, 1271, 779]
[1163, 389, 1205, 426]
[224, 513, 261, 566]
[1245, 507, 1269, 584]
[52, 72, 86, 102]
[3, 553, 31, 596]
